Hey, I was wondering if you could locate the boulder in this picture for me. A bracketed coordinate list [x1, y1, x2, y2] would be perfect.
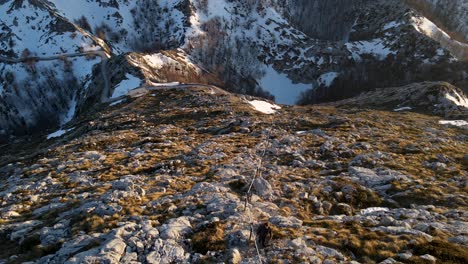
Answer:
[146, 239, 188, 264]
[253, 178, 274, 200]
[159, 217, 192, 240]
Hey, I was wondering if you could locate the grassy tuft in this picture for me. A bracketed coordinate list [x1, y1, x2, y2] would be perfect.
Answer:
[191, 222, 226, 254]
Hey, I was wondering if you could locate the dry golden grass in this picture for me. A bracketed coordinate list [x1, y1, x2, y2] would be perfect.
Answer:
[412, 239, 468, 263]
[304, 220, 417, 262]
[70, 213, 120, 235]
[191, 222, 226, 254]
[270, 225, 302, 241]
[279, 206, 293, 217]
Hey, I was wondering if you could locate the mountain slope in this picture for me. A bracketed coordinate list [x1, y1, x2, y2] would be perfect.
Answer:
[405, 0, 468, 41]
[332, 82, 468, 118]
[0, 85, 467, 263]
[0, 0, 467, 137]
[1, 2, 467, 263]
[0, 0, 110, 136]
[48, 0, 189, 53]
[0, 0, 103, 57]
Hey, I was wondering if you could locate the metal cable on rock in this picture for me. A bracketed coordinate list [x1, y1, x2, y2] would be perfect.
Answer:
[242, 115, 275, 264]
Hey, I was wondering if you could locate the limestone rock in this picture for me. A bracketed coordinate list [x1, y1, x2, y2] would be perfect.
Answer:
[270, 216, 303, 228]
[159, 217, 192, 240]
[253, 178, 274, 200]
[146, 239, 188, 264]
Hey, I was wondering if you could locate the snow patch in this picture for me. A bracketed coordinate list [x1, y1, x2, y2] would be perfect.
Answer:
[111, 74, 142, 99]
[61, 96, 77, 125]
[260, 66, 311, 105]
[149, 82, 181, 87]
[393, 107, 412, 112]
[143, 54, 179, 70]
[439, 120, 468, 127]
[47, 128, 74, 140]
[445, 91, 468, 108]
[346, 39, 395, 61]
[383, 21, 402, 30]
[436, 48, 445, 56]
[318, 72, 339, 87]
[109, 99, 125, 106]
[248, 100, 281, 114]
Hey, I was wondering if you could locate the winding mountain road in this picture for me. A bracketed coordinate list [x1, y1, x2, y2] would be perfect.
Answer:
[0, 51, 109, 63]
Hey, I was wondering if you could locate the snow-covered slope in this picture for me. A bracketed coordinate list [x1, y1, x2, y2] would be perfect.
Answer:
[1, 0, 467, 137]
[405, 0, 468, 41]
[0, 55, 102, 136]
[48, 0, 188, 53]
[411, 15, 468, 61]
[186, 0, 468, 105]
[0, 0, 111, 136]
[0, 0, 102, 57]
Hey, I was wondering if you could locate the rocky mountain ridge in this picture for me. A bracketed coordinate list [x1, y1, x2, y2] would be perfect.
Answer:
[0, 83, 467, 263]
[404, 0, 468, 41]
[332, 82, 468, 119]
